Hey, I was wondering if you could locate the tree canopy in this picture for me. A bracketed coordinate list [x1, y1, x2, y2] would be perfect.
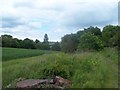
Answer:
[51, 42, 61, 51]
[43, 34, 49, 43]
[1, 25, 119, 52]
[78, 32, 104, 51]
[1, 33, 51, 50]
[61, 25, 119, 53]
[61, 34, 79, 53]
[102, 25, 119, 47]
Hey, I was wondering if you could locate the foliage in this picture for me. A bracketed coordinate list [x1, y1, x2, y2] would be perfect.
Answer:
[35, 42, 42, 49]
[1, 35, 13, 47]
[1, 25, 119, 52]
[78, 32, 104, 51]
[76, 31, 84, 38]
[51, 42, 61, 51]
[1, 33, 52, 50]
[102, 25, 119, 47]
[35, 39, 40, 43]
[42, 63, 70, 79]
[0, 37, 2, 47]
[11, 38, 19, 48]
[84, 26, 102, 36]
[41, 43, 50, 50]
[43, 34, 49, 43]
[61, 25, 119, 53]
[42, 34, 50, 50]
[60, 26, 103, 53]
[21, 38, 35, 49]
[61, 34, 79, 53]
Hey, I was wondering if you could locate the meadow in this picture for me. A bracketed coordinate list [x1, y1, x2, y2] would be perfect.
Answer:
[2, 48, 54, 61]
[2, 47, 118, 88]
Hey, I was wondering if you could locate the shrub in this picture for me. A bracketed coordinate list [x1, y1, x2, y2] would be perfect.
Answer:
[78, 32, 104, 51]
[42, 63, 71, 79]
[61, 34, 79, 53]
[51, 42, 61, 51]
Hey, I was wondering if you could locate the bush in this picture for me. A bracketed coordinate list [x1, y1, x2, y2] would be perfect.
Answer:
[78, 32, 104, 51]
[42, 63, 70, 79]
[51, 42, 61, 51]
[102, 25, 120, 47]
[61, 34, 79, 53]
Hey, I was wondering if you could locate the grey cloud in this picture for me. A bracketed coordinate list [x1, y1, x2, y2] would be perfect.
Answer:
[2, 16, 25, 28]
[14, 2, 33, 8]
[14, 1, 64, 12]
[57, 3, 118, 29]
[0, 0, 118, 41]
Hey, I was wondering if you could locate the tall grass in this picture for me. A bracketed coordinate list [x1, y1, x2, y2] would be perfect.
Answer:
[2, 48, 118, 88]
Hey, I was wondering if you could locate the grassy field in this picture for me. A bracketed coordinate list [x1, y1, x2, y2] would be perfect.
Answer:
[2, 47, 118, 88]
[2, 48, 54, 61]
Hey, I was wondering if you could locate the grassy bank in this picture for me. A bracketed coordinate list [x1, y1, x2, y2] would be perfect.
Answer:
[2, 48, 118, 88]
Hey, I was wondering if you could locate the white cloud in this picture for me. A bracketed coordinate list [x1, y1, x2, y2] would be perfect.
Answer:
[0, 0, 119, 41]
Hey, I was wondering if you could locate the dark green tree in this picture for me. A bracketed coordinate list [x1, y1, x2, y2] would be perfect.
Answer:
[43, 34, 49, 43]
[42, 34, 50, 50]
[76, 31, 84, 37]
[78, 32, 104, 51]
[11, 38, 19, 48]
[21, 38, 35, 49]
[35, 42, 42, 49]
[18, 40, 23, 48]
[0, 36, 2, 47]
[41, 43, 50, 50]
[51, 42, 61, 51]
[1, 34, 13, 47]
[84, 26, 102, 36]
[102, 25, 119, 47]
[35, 39, 40, 43]
[61, 34, 79, 53]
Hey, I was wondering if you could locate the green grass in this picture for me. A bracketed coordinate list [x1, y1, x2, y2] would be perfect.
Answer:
[2, 48, 54, 61]
[2, 48, 118, 88]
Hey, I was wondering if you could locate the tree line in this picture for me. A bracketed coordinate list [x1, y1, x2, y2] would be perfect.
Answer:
[61, 25, 119, 53]
[0, 25, 119, 52]
[0, 34, 61, 51]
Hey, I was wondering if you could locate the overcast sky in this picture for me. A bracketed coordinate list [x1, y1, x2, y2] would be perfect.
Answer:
[0, 0, 119, 41]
